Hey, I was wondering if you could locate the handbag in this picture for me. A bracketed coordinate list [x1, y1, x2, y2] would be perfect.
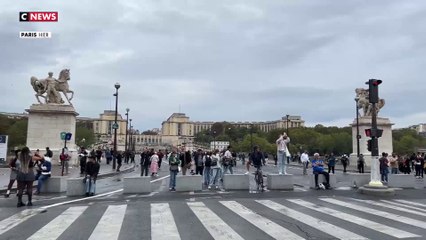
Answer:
[170, 164, 179, 171]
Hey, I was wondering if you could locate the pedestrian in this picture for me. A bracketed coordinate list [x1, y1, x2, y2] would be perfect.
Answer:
[208, 149, 221, 190]
[105, 149, 112, 165]
[130, 151, 135, 164]
[60, 147, 71, 175]
[79, 147, 88, 175]
[4, 149, 20, 198]
[357, 154, 365, 173]
[34, 156, 51, 195]
[312, 153, 331, 190]
[327, 153, 336, 174]
[116, 151, 122, 172]
[45, 147, 53, 158]
[300, 150, 309, 175]
[388, 153, 398, 174]
[222, 146, 234, 174]
[203, 152, 212, 186]
[168, 151, 180, 191]
[140, 149, 150, 176]
[340, 154, 349, 173]
[84, 154, 100, 196]
[16, 147, 41, 207]
[194, 149, 204, 175]
[276, 132, 290, 175]
[157, 149, 164, 170]
[179, 148, 192, 175]
[95, 147, 103, 164]
[379, 152, 389, 183]
[150, 152, 159, 177]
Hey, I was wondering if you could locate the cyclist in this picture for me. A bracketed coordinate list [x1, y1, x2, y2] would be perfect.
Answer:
[250, 146, 264, 190]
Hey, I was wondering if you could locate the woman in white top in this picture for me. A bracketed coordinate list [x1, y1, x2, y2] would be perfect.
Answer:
[208, 149, 222, 189]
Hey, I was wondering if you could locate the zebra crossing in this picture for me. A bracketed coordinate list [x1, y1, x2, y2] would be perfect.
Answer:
[1, 197, 426, 240]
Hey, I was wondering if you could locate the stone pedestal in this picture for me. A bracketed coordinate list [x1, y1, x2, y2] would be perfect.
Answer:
[350, 116, 393, 166]
[26, 104, 78, 164]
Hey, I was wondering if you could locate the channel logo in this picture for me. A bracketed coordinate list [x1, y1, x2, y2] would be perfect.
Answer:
[20, 31, 52, 39]
[19, 12, 58, 22]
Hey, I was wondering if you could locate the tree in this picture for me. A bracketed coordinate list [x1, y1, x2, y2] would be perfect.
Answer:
[142, 130, 158, 135]
[76, 122, 95, 148]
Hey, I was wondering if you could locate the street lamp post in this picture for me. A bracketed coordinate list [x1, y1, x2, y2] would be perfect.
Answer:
[213, 130, 217, 150]
[129, 119, 132, 151]
[124, 108, 130, 154]
[355, 97, 360, 157]
[112, 82, 120, 170]
[286, 114, 290, 134]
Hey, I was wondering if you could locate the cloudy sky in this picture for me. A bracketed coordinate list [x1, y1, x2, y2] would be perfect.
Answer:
[1, 0, 425, 131]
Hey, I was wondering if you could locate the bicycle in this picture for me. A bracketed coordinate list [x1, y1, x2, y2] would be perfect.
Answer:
[254, 165, 264, 192]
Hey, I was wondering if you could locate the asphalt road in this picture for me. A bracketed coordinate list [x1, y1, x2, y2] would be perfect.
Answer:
[1, 160, 426, 240]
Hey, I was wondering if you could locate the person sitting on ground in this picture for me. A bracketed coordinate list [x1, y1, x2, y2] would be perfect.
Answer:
[34, 156, 52, 195]
[311, 153, 331, 190]
[85, 154, 100, 196]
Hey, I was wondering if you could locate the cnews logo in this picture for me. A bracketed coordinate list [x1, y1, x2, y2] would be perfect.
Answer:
[19, 12, 58, 22]
[20, 31, 52, 39]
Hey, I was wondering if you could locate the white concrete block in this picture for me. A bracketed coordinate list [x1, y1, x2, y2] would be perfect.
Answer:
[309, 173, 337, 188]
[388, 174, 416, 188]
[223, 174, 249, 190]
[347, 173, 370, 187]
[176, 175, 202, 192]
[40, 176, 67, 193]
[66, 177, 86, 196]
[267, 174, 293, 190]
[123, 176, 151, 193]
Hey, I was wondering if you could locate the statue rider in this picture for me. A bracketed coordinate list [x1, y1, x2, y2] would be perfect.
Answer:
[44, 72, 63, 104]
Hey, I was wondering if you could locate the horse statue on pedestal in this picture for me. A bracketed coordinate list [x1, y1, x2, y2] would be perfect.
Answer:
[355, 88, 385, 117]
[30, 69, 74, 105]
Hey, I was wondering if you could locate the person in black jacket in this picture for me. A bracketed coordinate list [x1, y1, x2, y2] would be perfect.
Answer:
[85, 154, 100, 197]
[79, 147, 88, 175]
[140, 149, 151, 176]
[179, 148, 192, 175]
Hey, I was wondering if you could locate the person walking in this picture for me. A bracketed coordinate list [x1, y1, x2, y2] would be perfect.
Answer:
[140, 149, 151, 176]
[300, 150, 310, 175]
[208, 149, 222, 190]
[357, 154, 365, 173]
[203, 152, 212, 186]
[179, 148, 192, 175]
[157, 150, 164, 170]
[150, 152, 159, 177]
[105, 149, 112, 165]
[79, 147, 88, 175]
[222, 146, 234, 174]
[4, 149, 20, 198]
[276, 132, 290, 175]
[340, 154, 349, 173]
[168, 151, 180, 191]
[388, 153, 398, 174]
[116, 151, 123, 172]
[327, 153, 336, 174]
[16, 147, 41, 207]
[194, 149, 204, 175]
[85, 154, 100, 196]
[379, 152, 389, 183]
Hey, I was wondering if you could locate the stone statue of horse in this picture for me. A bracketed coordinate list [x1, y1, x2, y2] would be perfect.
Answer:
[355, 88, 385, 117]
[30, 69, 74, 105]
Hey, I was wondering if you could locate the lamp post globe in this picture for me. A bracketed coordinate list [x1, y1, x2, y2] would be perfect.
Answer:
[115, 82, 121, 90]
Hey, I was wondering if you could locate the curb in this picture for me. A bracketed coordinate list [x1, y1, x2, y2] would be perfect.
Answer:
[0, 164, 135, 194]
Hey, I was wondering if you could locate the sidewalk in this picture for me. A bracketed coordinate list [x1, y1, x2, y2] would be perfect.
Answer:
[0, 161, 135, 192]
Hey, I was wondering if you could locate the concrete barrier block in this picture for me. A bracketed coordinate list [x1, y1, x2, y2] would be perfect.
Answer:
[223, 174, 249, 190]
[66, 178, 86, 196]
[267, 174, 293, 190]
[40, 176, 67, 193]
[388, 174, 416, 188]
[309, 173, 337, 189]
[176, 175, 202, 192]
[347, 173, 370, 187]
[123, 176, 151, 194]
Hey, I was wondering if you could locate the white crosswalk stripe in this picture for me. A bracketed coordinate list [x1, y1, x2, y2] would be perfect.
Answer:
[220, 201, 305, 240]
[188, 202, 244, 240]
[0, 197, 425, 239]
[320, 198, 426, 230]
[151, 203, 181, 240]
[394, 199, 426, 208]
[89, 204, 127, 240]
[288, 199, 420, 238]
[28, 206, 87, 240]
[256, 200, 368, 240]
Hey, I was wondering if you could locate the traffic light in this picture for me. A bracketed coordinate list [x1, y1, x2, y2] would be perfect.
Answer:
[365, 128, 371, 137]
[366, 79, 382, 103]
[367, 139, 372, 152]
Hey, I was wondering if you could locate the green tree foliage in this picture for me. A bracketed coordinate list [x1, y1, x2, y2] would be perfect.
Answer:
[0, 115, 28, 149]
[75, 122, 95, 148]
[392, 128, 426, 154]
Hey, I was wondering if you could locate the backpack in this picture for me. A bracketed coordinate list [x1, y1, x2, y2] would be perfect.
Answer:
[205, 156, 212, 167]
[223, 156, 231, 166]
